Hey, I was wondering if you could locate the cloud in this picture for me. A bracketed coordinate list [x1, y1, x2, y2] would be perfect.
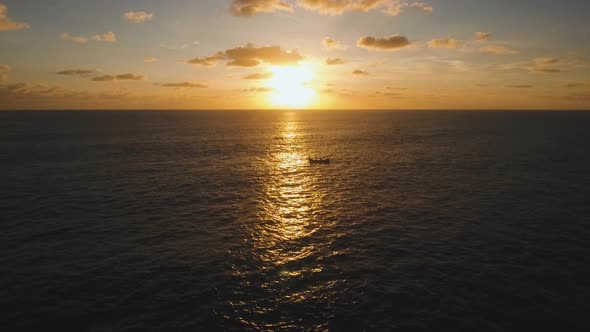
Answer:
[187, 44, 304, 67]
[243, 87, 275, 92]
[353, 69, 369, 76]
[230, 0, 433, 16]
[56, 69, 96, 77]
[144, 57, 159, 63]
[357, 35, 411, 51]
[535, 58, 559, 66]
[243, 72, 273, 80]
[428, 38, 464, 49]
[92, 73, 145, 82]
[0, 3, 30, 31]
[186, 52, 226, 66]
[160, 41, 200, 50]
[160, 82, 208, 88]
[326, 58, 345, 65]
[0, 64, 10, 82]
[297, 0, 433, 16]
[474, 32, 492, 41]
[530, 57, 561, 73]
[479, 45, 519, 55]
[505, 85, 533, 88]
[0, 82, 87, 98]
[564, 83, 585, 88]
[61, 31, 117, 44]
[125, 11, 154, 23]
[231, 0, 293, 16]
[322, 37, 347, 51]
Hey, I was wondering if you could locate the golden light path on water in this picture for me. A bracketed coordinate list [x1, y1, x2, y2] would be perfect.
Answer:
[256, 113, 324, 269]
[229, 112, 340, 330]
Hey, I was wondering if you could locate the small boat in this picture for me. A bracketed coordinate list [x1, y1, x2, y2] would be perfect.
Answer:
[309, 156, 331, 165]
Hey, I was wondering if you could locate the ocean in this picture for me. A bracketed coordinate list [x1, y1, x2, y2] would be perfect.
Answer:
[1, 110, 589, 331]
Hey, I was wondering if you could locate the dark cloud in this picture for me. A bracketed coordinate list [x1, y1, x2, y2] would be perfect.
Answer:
[160, 82, 208, 88]
[353, 69, 369, 76]
[326, 58, 345, 65]
[358, 35, 411, 51]
[92, 73, 145, 82]
[57, 69, 96, 77]
[243, 72, 273, 80]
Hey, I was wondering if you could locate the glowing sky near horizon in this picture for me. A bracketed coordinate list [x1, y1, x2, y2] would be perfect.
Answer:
[0, 0, 589, 109]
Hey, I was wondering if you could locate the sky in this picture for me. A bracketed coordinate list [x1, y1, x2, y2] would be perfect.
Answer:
[1, 0, 589, 110]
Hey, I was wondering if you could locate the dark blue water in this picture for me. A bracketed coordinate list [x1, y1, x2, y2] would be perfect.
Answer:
[1, 110, 589, 331]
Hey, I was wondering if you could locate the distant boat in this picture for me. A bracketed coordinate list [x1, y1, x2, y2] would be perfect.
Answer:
[309, 156, 331, 165]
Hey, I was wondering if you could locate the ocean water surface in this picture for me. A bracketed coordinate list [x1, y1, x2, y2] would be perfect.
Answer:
[1, 110, 590, 331]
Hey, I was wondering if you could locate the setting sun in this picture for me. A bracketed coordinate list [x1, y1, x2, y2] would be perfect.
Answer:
[267, 65, 317, 108]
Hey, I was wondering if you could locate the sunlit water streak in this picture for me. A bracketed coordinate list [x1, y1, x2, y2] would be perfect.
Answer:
[1, 110, 590, 331]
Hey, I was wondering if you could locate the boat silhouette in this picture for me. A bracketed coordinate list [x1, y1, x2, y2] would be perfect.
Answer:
[308, 156, 331, 165]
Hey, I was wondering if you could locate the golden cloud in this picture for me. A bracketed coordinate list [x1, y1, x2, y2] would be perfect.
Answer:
[144, 57, 159, 63]
[474, 32, 492, 41]
[231, 0, 433, 16]
[322, 37, 347, 51]
[353, 69, 369, 76]
[479, 45, 519, 55]
[297, 0, 433, 16]
[125, 11, 154, 23]
[0, 64, 10, 82]
[187, 44, 304, 67]
[0, 4, 29, 31]
[357, 35, 411, 51]
[428, 38, 464, 49]
[231, 0, 293, 16]
[61, 31, 117, 44]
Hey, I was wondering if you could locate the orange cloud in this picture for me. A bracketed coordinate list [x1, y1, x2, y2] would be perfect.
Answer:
[298, 0, 433, 16]
[0, 3, 29, 31]
[479, 45, 519, 55]
[428, 38, 464, 49]
[322, 37, 347, 51]
[125, 11, 154, 23]
[0, 64, 11, 82]
[474, 32, 492, 41]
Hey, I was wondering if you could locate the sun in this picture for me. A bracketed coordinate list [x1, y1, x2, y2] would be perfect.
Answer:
[267, 65, 317, 108]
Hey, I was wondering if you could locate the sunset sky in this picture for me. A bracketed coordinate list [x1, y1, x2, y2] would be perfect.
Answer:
[1, 0, 589, 110]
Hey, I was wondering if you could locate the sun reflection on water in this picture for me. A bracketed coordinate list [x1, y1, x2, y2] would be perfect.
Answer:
[227, 112, 339, 330]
